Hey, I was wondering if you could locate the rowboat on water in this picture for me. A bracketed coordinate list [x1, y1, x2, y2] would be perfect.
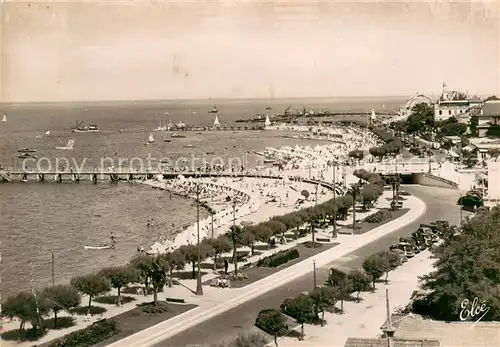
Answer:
[84, 245, 112, 250]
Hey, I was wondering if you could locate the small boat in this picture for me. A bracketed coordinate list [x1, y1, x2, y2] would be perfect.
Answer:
[45, 130, 51, 135]
[72, 121, 100, 133]
[55, 139, 75, 150]
[209, 105, 218, 113]
[164, 136, 171, 142]
[84, 245, 112, 250]
[206, 151, 215, 155]
[184, 144, 194, 148]
[148, 133, 155, 143]
[171, 132, 186, 138]
[266, 106, 272, 110]
[17, 148, 37, 153]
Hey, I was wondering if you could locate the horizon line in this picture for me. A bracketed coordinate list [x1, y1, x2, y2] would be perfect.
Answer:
[1, 91, 497, 106]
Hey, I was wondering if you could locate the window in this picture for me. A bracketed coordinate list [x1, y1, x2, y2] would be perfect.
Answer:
[460, 110, 463, 113]
[439, 110, 442, 115]
[449, 110, 452, 115]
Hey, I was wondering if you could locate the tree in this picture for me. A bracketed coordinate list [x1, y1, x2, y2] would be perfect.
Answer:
[255, 309, 287, 346]
[130, 254, 157, 295]
[360, 184, 382, 211]
[347, 183, 362, 231]
[362, 253, 386, 288]
[70, 273, 111, 312]
[488, 148, 500, 159]
[406, 102, 435, 136]
[42, 284, 81, 327]
[179, 244, 200, 279]
[163, 249, 186, 286]
[241, 227, 257, 256]
[99, 265, 137, 306]
[149, 255, 169, 305]
[226, 225, 244, 275]
[348, 269, 371, 301]
[386, 175, 401, 202]
[325, 270, 352, 312]
[348, 149, 364, 161]
[2, 291, 49, 334]
[280, 294, 315, 339]
[221, 333, 269, 347]
[210, 235, 232, 270]
[379, 250, 402, 282]
[254, 225, 273, 249]
[414, 209, 500, 321]
[440, 122, 467, 137]
[308, 286, 339, 326]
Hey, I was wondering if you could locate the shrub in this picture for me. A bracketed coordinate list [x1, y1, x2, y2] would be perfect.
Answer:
[257, 249, 299, 268]
[141, 301, 169, 314]
[302, 241, 323, 248]
[48, 319, 119, 347]
[364, 209, 392, 223]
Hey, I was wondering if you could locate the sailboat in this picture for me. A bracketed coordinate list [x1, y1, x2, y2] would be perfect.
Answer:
[45, 130, 51, 135]
[209, 105, 218, 113]
[2, 114, 6, 122]
[370, 109, 377, 121]
[213, 115, 220, 128]
[265, 115, 272, 127]
[148, 133, 155, 143]
[55, 139, 75, 150]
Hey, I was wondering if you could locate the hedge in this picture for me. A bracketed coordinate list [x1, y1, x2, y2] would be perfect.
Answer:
[48, 319, 119, 347]
[255, 309, 288, 337]
[364, 209, 392, 223]
[257, 249, 299, 268]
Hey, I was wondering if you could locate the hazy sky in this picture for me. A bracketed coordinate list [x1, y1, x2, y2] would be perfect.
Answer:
[1, 0, 499, 102]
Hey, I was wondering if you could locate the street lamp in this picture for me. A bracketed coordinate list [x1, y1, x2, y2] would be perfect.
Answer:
[51, 250, 55, 287]
[313, 259, 317, 290]
[195, 184, 203, 296]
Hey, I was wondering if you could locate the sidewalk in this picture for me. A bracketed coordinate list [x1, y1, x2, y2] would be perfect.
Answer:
[275, 250, 435, 347]
[107, 195, 426, 347]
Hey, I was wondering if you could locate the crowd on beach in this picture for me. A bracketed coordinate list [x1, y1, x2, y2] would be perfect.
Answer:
[136, 124, 380, 255]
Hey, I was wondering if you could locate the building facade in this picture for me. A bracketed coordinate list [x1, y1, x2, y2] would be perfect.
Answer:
[472, 100, 500, 137]
[434, 84, 483, 121]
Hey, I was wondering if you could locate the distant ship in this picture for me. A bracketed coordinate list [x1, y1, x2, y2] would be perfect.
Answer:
[72, 120, 99, 133]
[265, 106, 272, 110]
[209, 105, 218, 114]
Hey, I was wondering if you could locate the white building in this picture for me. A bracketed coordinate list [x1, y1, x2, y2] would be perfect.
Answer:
[467, 137, 500, 162]
[487, 159, 500, 201]
[434, 84, 482, 121]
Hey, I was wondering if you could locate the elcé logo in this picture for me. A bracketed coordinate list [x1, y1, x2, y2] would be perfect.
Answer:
[459, 297, 490, 328]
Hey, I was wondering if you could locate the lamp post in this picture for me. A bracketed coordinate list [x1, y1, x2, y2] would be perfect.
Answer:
[51, 250, 55, 287]
[313, 259, 317, 290]
[195, 184, 203, 296]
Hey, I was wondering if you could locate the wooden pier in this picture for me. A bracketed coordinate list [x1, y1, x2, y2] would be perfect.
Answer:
[0, 170, 345, 195]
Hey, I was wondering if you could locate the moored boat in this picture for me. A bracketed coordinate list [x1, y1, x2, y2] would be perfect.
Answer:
[17, 148, 37, 153]
[171, 132, 186, 138]
[84, 245, 112, 250]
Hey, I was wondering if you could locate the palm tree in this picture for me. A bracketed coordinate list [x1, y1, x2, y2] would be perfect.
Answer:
[348, 183, 361, 232]
[386, 175, 401, 201]
[226, 225, 244, 275]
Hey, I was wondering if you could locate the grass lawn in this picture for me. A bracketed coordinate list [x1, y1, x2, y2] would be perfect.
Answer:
[38, 302, 197, 347]
[204, 241, 339, 289]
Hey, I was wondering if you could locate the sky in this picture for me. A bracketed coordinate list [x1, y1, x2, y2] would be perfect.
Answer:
[1, 0, 499, 102]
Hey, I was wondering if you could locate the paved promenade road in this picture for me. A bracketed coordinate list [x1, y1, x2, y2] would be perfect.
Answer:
[155, 186, 461, 347]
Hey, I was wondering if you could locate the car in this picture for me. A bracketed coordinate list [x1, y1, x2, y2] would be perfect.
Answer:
[399, 190, 411, 196]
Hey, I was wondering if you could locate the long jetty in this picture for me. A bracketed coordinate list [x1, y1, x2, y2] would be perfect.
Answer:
[0, 169, 344, 194]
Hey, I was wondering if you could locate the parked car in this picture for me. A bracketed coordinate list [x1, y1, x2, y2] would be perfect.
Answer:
[399, 190, 411, 196]
[389, 248, 408, 263]
[390, 242, 415, 258]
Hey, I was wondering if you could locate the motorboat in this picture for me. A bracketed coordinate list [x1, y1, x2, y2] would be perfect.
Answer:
[164, 136, 171, 142]
[55, 139, 75, 150]
[209, 105, 218, 113]
[18, 153, 37, 159]
[84, 245, 112, 250]
[183, 144, 194, 148]
[17, 148, 37, 153]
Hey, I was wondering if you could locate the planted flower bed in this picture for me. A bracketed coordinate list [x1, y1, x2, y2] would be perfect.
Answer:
[257, 249, 300, 268]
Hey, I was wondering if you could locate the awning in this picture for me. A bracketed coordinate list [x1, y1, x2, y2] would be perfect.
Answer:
[463, 145, 475, 152]
[448, 150, 460, 158]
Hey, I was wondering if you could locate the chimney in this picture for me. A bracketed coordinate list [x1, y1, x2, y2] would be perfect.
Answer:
[382, 288, 396, 347]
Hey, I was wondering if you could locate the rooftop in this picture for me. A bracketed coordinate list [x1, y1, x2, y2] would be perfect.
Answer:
[482, 100, 500, 117]
[394, 314, 500, 347]
[344, 337, 440, 347]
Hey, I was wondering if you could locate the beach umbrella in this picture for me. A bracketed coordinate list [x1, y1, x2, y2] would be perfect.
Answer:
[301, 190, 310, 199]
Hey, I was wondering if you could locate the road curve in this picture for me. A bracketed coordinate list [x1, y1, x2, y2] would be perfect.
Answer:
[155, 185, 462, 347]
